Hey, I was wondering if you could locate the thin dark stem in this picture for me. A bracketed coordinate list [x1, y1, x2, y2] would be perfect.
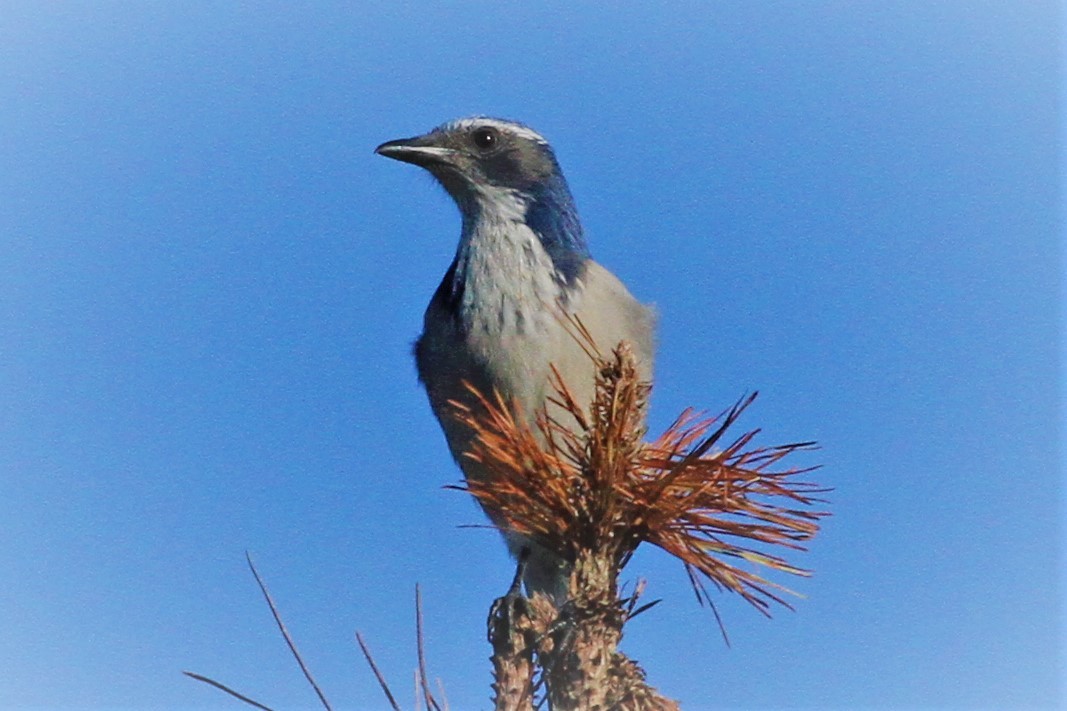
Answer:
[355, 632, 402, 711]
[416, 584, 442, 711]
[245, 552, 333, 711]
[182, 671, 275, 711]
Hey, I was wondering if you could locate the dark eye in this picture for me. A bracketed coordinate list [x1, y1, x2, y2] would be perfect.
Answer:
[471, 127, 498, 151]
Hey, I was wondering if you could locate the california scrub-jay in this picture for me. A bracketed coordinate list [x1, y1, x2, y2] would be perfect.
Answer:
[376, 117, 655, 597]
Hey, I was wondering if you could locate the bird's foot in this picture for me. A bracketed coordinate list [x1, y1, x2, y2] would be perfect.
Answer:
[488, 547, 531, 645]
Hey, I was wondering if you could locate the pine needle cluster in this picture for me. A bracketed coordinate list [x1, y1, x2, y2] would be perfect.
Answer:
[452, 339, 827, 621]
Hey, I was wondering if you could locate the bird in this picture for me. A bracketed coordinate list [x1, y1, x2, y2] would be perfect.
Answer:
[375, 117, 655, 599]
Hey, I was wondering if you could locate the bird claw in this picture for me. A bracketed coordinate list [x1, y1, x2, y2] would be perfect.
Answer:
[487, 547, 531, 645]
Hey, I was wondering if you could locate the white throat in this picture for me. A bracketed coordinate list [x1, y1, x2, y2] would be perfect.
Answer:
[457, 185, 567, 338]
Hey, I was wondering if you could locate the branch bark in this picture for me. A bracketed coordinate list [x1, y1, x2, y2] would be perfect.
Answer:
[488, 549, 679, 711]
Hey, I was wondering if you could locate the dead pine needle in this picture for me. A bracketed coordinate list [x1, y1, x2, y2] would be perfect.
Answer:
[184, 556, 333, 711]
[354, 587, 447, 711]
[455, 342, 828, 622]
[416, 584, 443, 711]
[355, 632, 402, 711]
[182, 670, 275, 711]
[244, 552, 334, 711]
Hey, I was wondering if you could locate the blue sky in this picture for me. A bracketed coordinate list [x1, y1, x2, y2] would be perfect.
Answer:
[1, 2, 1062, 709]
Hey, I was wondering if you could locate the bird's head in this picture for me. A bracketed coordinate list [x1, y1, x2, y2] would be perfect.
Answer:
[376, 117, 589, 276]
[376, 117, 563, 206]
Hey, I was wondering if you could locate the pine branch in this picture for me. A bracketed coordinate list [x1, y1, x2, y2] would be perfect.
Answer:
[453, 340, 828, 707]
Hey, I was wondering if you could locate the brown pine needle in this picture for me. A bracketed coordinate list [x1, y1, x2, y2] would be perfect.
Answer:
[435, 678, 450, 711]
[355, 632, 402, 711]
[245, 552, 333, 711]
[451, 342, 829, 622]
[182, 671, 275, 711]
[415, 584, 442, 711]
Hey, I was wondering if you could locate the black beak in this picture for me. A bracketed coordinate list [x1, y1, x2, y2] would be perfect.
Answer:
[374, 133, 455, 168]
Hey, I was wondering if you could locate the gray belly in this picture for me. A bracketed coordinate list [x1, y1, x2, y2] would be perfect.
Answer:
[414, 305, 556, 483]
[414, 261, 655, 596]
[414, 261, 655, 488]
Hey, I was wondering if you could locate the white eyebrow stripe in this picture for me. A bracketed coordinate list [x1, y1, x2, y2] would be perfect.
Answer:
[446, 117, 550, 145]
